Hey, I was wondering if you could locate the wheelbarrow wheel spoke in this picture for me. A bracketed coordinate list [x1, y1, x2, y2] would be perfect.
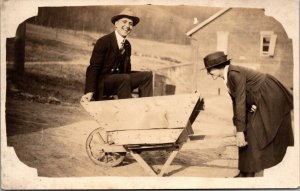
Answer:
[86, 128, 126, 167]
[96, 132, 105, 144]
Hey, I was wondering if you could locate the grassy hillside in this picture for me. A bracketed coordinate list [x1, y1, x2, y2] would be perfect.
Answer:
[24, 23, 191, 65]
[33, 5, 221, 45]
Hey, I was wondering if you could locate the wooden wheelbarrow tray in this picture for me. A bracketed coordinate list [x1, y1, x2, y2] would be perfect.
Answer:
[81, 93, 204, 176]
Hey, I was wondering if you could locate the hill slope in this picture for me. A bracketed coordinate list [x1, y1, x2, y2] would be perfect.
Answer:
[32, 5, 220, 44]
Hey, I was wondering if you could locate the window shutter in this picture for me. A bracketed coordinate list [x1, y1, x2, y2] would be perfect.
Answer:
[268, 34, 277, 56]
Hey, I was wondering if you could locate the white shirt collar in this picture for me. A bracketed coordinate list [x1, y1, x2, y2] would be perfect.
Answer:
[115, 31, 126, 49]
[223, 65, 229, 84]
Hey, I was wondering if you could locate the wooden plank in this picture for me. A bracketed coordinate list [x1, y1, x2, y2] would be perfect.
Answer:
[81, 93, 200, 131]
[158, 150, 179, 177]
[99, 144, 127, 152]
[125, 143, 175, 150]
[108, 128, 183, 145]
[129, 151, 157, 176]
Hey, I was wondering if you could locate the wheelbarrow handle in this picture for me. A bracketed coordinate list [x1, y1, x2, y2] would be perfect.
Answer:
[189, 98, 204, 125]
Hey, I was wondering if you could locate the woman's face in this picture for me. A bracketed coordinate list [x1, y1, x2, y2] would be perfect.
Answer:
[208, 69, 222, 80]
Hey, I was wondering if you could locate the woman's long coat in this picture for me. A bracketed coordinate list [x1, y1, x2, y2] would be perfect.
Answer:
[226, 65, 294, 172]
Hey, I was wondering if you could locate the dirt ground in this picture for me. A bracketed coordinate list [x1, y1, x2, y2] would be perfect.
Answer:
[5, 92, 239, 177]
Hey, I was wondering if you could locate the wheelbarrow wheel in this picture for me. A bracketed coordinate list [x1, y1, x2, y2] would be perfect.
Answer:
[86, 128, 126, 167]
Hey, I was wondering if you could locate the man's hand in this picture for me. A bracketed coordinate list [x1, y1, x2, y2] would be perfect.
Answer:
[236, 131, 248, 147]
[81, 92, 94, 102]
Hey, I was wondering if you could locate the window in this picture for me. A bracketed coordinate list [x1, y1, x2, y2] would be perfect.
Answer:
[217, 31, 229, 54]
[260, 31, 277, 57]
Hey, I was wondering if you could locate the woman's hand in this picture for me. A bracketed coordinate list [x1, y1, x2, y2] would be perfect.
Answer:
[236, 132, 248, 147]
[249, 104, 257, 113]
[81, 92, 94, 102]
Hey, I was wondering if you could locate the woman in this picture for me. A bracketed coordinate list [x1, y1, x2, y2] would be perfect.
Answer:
[202, 51, 294, 177]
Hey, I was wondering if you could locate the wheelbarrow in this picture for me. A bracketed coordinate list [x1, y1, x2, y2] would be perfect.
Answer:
[81, 93, 204, 176]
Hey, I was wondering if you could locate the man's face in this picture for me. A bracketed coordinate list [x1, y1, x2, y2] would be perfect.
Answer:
[115, 18, 133, 37]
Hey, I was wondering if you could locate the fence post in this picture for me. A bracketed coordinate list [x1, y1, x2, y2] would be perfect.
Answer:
[14, 22, 26, 74]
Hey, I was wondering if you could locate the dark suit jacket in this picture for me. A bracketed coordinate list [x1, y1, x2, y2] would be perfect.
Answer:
[226, 65, 293, 148]
[84, 31, 131, 99]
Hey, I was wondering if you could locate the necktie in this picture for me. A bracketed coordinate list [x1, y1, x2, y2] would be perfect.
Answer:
[120, 39, 125, 54]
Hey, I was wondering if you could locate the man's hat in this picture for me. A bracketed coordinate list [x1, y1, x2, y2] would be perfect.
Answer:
[111, 8, 140, 26]
[201, 51, 231, 70]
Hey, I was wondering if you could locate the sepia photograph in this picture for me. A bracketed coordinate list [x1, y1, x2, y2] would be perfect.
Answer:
[1, 0, 299, 189]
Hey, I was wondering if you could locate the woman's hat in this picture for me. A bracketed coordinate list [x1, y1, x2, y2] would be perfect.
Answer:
[111, 8, 140, 26]
[201, 51, 231, 70]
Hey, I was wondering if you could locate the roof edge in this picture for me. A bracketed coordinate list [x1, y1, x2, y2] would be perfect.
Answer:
[186, 7, 231, 37]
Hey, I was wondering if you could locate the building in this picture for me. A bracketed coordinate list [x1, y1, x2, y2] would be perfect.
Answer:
[186, 7, 293, 95]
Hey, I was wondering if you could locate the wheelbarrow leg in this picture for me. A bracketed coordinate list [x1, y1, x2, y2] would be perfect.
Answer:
[129, 151, 157, 176]
[158, 150, 179, 177]
[129, 150, 179, 177]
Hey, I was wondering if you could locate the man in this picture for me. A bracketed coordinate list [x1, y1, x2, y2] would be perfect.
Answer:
[81, 8, 153, 102]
